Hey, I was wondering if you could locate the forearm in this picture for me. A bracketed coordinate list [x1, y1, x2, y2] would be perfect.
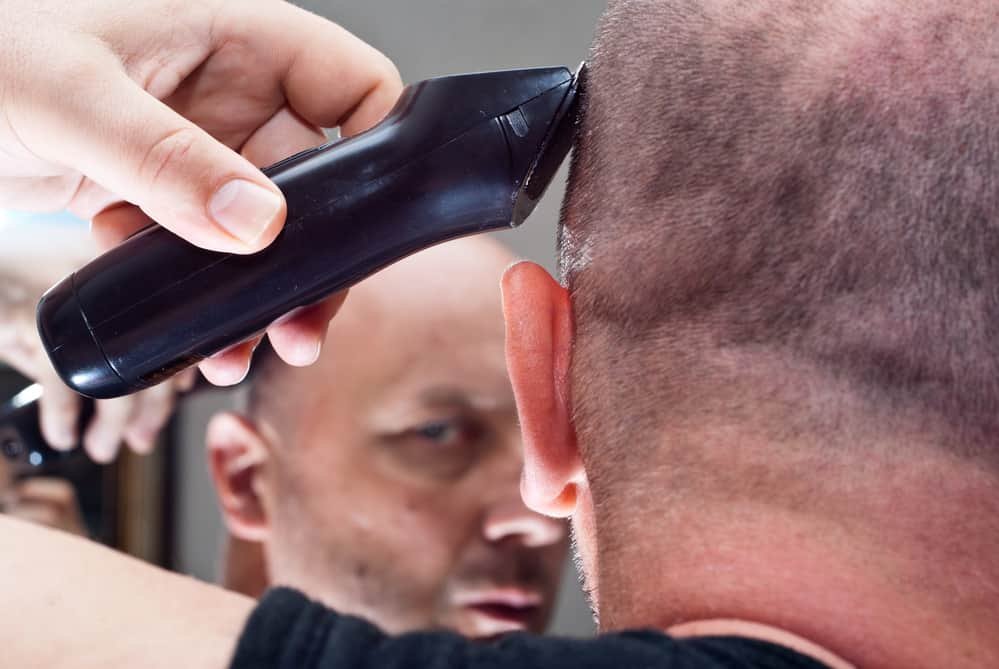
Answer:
[0, 515, 252, 669]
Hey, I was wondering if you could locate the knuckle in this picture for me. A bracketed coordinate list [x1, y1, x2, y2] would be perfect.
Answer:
[381, 57, 403, 89]
[137, 126, 200, 190]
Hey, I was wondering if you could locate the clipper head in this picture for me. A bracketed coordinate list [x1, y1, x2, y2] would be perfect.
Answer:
[511, 62, 586, 226]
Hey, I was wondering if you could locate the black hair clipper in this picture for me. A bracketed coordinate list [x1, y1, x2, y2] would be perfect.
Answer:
[37, 64, 585, 399]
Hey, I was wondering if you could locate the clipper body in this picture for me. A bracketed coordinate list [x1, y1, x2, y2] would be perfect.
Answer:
[38, 65, 584, 399]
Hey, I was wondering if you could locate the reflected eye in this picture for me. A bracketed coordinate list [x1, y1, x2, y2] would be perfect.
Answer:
[415, 420, 462, 445]
[380, 416, 487, 482]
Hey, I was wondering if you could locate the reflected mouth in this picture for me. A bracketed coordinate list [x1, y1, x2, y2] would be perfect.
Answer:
[458, 589, 543, 633]
[469, 602, 539, 624]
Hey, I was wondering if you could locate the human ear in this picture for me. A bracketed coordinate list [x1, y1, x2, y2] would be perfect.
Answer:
[502, 261, 585, 518]
[206, 412, 272, 541]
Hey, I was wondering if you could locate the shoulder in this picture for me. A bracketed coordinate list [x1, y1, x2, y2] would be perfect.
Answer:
[231, 589, 833, 669]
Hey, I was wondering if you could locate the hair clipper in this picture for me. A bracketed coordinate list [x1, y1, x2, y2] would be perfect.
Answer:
[36, 64, 585, 399]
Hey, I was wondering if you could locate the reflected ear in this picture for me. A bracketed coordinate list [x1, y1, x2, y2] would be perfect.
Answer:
[502, 261, 585, 518]
[206, 412, 271, 542]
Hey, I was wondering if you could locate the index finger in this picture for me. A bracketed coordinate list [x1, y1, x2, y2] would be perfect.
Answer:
[222, 3, 403, 136]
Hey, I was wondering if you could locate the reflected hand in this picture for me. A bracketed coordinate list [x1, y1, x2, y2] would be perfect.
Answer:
[0, 276, 194, 461]
[0, 0, 402, 385]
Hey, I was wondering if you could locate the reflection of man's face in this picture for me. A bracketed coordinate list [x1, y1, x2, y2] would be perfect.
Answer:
[213, 239, 567, 637]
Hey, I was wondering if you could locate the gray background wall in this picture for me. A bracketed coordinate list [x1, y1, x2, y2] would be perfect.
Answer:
[172, 0, 607, 637]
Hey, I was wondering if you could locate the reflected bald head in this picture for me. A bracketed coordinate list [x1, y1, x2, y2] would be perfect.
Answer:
[248, 236, 515, 443]
[228, 236, 568, 637]
[564, 0, 999, 469]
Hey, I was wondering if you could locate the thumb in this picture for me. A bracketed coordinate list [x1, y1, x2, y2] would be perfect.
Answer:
[24, 59, 285, 253]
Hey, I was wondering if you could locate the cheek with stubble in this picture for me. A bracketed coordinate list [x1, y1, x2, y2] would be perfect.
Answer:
[398, 490, 482, 618]
[570, 487, 600, 622]
[313, 476, 466, 633]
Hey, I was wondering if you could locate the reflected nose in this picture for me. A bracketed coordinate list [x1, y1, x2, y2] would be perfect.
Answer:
[483, 496, 566, 548]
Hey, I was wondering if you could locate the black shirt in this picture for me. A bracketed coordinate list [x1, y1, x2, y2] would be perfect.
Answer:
[231, 588, 831, 669]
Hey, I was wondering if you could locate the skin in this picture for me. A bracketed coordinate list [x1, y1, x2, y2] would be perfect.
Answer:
[502, 260, 999, 669]
[207, 238, 568, 638]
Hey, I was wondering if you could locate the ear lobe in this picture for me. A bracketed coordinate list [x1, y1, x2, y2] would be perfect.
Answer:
[206, 412, 271, 542]
[502, 261, 585, 518]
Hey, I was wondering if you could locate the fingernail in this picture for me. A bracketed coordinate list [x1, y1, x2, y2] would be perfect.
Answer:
[289, 339, 321, 366]
[125, 426, 154, 453]
[85, 435, 116, 464]
[56, 429, 76, 450]
[91, 446, 116, 464]
[304, 339, 322, 365]
[46, 426, 76, 451]
[130, 434, 154, 454]
[209, 179, 282, 248]
[201, 357, 251, 386]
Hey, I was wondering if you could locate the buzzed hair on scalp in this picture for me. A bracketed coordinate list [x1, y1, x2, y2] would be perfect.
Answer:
[563, 0, 999, 460]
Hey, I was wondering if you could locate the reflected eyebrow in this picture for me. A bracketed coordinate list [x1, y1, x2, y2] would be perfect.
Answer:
[413, 386, 513, 413]
[367, 384, 518, 432]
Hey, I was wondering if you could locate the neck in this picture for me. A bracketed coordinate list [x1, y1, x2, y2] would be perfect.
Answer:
[593, 433, 999, 669]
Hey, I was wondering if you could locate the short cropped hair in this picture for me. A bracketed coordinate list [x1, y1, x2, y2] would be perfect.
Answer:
[563, 0, 999, 463]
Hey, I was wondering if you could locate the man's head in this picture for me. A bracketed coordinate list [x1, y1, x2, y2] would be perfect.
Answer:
[207, 237, 567, 638]
[503, 1, 999, 665]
